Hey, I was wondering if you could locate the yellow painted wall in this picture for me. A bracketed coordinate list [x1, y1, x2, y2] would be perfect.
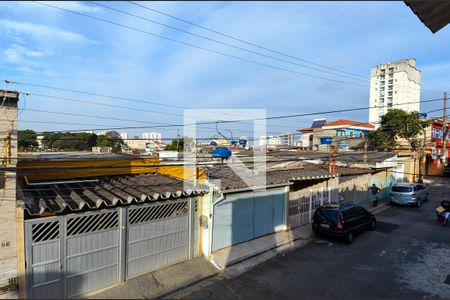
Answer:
[18, 158, 206, 183]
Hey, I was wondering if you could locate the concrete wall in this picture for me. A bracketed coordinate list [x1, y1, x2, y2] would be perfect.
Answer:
[0, 91, 19, 297]
[338, 169, 394, 206]
[289, 177, 339, 203]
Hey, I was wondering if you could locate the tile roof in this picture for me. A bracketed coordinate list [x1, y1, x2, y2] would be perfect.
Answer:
[206, 163, 361, 192]
[323, 119, 375, 129]
[404, 0, 450, 33]
[18, 173, 209, 217]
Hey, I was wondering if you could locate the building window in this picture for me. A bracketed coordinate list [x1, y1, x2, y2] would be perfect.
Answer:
[380, 87, 385, 91]
[387, 103, 393, 108]
[358, 132, 363, 138]
[349, 131, 354, 138]
[388, 79, 393, 84]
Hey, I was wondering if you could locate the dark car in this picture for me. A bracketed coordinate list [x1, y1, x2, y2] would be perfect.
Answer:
[312, 203, 376, 244]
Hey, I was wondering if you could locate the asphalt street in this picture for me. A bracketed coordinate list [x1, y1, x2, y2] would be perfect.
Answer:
[168, 177, 450, 299]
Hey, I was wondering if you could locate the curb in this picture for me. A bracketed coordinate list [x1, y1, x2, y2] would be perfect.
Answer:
[163, 201, 394, 298]
[163, 235, 313, 299]
[156, 272, 220, 300]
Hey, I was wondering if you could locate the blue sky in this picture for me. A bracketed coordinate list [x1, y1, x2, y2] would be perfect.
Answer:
[1, 1, 449, 140]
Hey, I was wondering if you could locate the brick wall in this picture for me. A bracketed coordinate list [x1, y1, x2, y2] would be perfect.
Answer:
[0, 91, 19, 297]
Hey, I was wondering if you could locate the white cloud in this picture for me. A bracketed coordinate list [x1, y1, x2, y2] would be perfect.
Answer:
[3, 44, 47, 65]
[0, 1, 101, 13]
[0, 19, 90, 44]
[41, 1, 101, 13]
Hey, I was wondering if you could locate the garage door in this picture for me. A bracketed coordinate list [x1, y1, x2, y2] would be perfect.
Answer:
[126, 199, 190, 279]
[212, 188, 287, 251]
[25, 209, 121, 299]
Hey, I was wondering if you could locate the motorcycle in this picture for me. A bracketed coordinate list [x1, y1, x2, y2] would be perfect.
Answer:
[436, 205, 448, 225]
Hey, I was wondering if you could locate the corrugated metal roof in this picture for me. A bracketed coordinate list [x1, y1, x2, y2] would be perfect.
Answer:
[404, 0, 450, 33]
[206, 164, 338, 191]
[18, 173, 209, 217]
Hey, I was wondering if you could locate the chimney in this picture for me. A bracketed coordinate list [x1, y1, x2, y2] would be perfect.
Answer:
[0, 90, 19, 296]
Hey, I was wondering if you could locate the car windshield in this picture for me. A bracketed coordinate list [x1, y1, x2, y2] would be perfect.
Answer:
[392, 186, 412, 193]
[318, 209, 339, 223]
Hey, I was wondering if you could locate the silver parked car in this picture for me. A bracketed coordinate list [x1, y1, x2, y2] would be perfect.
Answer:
[390, 183, 428, 207]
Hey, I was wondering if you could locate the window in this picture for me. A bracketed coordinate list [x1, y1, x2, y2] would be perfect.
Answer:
[380, 87, 385, 91]
[343, 208, 356, 220]
[359, 132, 363, 138]
[388, 92, 393, 96]
[392, 186, 412, 192]
[387, 103, 393, 108]
[349, 131, 354, 138]
[388, 79, 393, 84]
[355, 207, 367, 216]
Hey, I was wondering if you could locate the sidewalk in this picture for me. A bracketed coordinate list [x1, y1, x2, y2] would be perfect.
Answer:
[85, 257, 217, 299]
[86, 200, 393, 299]
[211, 226, 313, 269]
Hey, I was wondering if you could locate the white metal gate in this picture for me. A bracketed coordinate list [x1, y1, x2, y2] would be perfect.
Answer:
[288, 187, 331, 228]
[25, 217, 62, 299]
[25, 198, 198, 298]
[126, 199, 191, 279]
[65, 209, 120, 298]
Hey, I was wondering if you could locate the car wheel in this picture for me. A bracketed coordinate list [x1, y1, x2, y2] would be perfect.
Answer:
[345, 231, 354, 244]
[369, 219, 376, 231]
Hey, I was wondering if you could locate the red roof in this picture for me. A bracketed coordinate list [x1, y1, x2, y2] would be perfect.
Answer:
[323, 119, 375, 129]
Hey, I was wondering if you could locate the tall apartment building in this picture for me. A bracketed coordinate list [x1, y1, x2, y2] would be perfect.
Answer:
[368, 59, 421, 126]
[142, 132, 161, 142]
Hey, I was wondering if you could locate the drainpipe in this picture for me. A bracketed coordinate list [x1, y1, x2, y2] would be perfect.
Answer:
[208, 191, 225, 261]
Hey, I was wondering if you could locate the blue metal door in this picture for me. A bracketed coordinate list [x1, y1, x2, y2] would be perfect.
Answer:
[273, 191, 286, 231]
[212, 192, 254, 251]
[212, 187, 287, 252]
[253, 194, 273, 237]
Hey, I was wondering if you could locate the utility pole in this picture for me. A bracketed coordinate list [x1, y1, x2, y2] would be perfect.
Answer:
[443, 92, 447, 171]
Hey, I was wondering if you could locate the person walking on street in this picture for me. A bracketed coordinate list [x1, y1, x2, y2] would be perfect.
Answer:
[370, 184, 381, 207]
[441, 198, 450, 226]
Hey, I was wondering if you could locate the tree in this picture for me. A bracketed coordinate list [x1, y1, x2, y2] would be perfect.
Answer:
[369, 109, 431, 182]
[41, 132, 97, 151]
[165, 137, 194, 152]
[96, 134, 123, 153]
[18, 129, 38, 151]
[368, 129, 394, 152]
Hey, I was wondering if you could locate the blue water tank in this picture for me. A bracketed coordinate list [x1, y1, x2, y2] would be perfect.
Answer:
[239, 139, 247, 146]
[210, 141, 218, 146]
[211, 146, 232, 159]
[320, 137, 333, 144]
[231, 140, 238, 145]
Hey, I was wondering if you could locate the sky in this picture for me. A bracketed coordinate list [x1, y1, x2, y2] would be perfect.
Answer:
[1, 1, 449, 142]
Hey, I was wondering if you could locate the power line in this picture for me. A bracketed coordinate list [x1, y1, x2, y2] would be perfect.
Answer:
[126, 1, 369, 82]
[124, 1, 446, 95]
[92, 1, 369, 84]
[5, 80, 298, 130]
[15, 97, 445, 133]
[31, 1, 368, 88]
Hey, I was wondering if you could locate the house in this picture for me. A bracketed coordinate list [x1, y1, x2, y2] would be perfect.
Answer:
[14, 154, 208, 299]
[425, 118, 450, 176]
[203, 162, 341, 268]
[0, 92, 211, 299]
[299, 119, 375, 151]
